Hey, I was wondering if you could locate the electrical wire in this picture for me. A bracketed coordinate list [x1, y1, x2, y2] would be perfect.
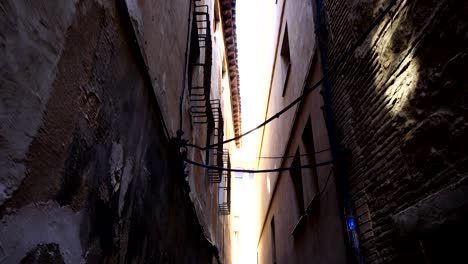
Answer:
[179, 0, 396, 174]
[182, 0, 397, 151]
[257, 148, 330, 159]
[183, 158, 334, 174]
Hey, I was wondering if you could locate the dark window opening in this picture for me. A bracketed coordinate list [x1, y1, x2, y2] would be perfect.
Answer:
[302, 117, 319, 195]
[291, 149, 305, 216]
[280, 24, 291, 97]
[271, 217, 277, 264]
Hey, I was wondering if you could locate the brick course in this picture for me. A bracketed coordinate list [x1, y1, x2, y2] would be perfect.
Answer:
[320, 0, 468, 262]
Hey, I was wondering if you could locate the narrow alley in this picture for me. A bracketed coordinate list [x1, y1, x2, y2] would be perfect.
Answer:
[0, 0, 467, 263]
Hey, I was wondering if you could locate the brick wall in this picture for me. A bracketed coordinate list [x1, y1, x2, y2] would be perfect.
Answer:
[320, 0, 468, 262]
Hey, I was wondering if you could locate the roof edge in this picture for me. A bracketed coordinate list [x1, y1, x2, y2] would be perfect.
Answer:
[220, 0, 242, 147]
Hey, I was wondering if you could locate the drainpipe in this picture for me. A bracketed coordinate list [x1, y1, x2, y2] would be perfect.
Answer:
[313, 0, 363, 263]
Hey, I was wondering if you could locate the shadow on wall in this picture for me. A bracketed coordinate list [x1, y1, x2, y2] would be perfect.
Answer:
[326, 0, 468, 262]
[386, 1, 468, 261]
[0, 0, 215, 263]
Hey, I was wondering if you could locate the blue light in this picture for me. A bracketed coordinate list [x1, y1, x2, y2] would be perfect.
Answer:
[347, 217, 356, 231]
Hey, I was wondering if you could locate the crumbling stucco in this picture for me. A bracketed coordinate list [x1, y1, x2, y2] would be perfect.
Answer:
[0, 202, 84, 264]
[0, 0, 78, 205]
[0, 0, 221, 262]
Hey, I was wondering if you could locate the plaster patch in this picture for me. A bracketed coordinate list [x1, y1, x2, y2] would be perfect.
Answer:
[0, 202, 84, 263]
[0, 0, 78, 206]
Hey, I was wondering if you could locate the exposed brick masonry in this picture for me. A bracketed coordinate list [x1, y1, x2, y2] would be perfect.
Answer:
[321, 0, 468, 262]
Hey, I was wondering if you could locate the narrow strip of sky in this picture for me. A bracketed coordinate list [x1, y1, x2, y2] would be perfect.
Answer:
[234, 0, 275, 167]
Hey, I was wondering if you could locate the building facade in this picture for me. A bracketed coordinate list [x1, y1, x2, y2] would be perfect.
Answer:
[318, 0, 468, 262]
[254, 1, 348, 263]
[0, 0, 240, 263]
[254, 0, 468, 263]
[180, 0, 242, 263]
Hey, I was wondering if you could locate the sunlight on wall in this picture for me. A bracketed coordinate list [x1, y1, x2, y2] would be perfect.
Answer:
[267, 175, 271, 194]
[370, 13, 421, 117]
[384, 59, 420, 116]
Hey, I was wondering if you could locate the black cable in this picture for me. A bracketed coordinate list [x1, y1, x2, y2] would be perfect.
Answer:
[186, 77, 324, 150]
[183, 158, 333, 174]
[183, 0, 397, 151]
[257, 148, 330, 159]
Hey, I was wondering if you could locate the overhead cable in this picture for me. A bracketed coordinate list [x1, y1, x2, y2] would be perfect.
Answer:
[257, 148, 330, 159]
[183, 158, 333, 174]
[184, 0, 397, 151]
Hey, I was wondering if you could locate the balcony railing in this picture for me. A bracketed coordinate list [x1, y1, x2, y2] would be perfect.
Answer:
[218, 153, 231, 215]
[208, 99, 224, 183]
[189, 3, 213, 125]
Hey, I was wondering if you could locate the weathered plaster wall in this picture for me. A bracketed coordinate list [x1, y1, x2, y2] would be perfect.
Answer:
[257, 58, 347, 264]
[0, 0, 217, 262]
[124, 0, 226, 243]
[0, 0, 78, 206]
[0, 203, 84, 263]
[123, 0, 190, 136]
[320, 0, 468, 262]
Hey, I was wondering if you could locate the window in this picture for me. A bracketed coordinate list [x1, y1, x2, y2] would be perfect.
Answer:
[301, 117, 319, 200]
[292, 118, 320, 237]
[280, 24, 291, 97]
[291, 149, 305, 216]
[271, 217, 277, 264]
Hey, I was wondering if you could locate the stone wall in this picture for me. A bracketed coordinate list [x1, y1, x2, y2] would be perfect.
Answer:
[0, 0, 216, 262]
[320, 0, 468, 262]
